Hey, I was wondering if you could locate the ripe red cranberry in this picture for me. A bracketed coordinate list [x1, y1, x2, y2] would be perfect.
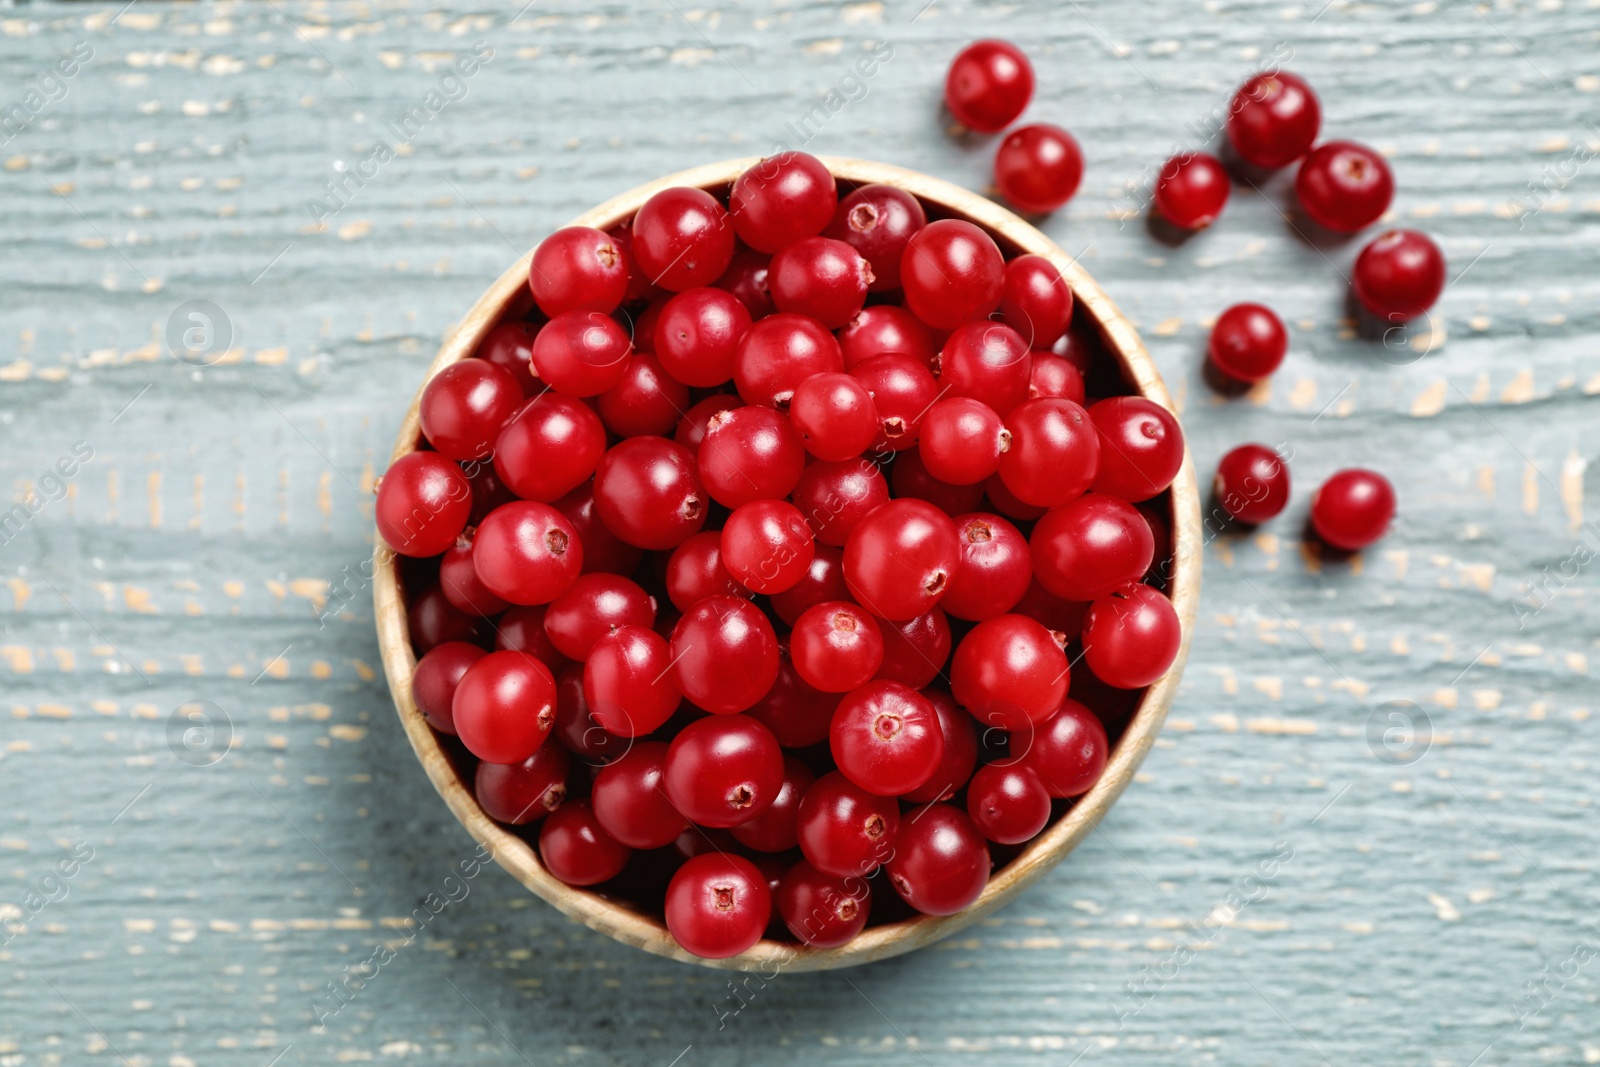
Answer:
[892, 450, 986, 516]
[631, 186, 735, 291]
[830, 680, 943, 797]
[495, 605, 569, 670]
[884, 805, 990, 915]
[553, 482, 643, 577]
[838, 305, 937, 370]
[826, 184, 927, 292]
[901, 689, 980, 804]
[452, 650, 557, 763]
[851, 353, 939, 452]
[844, 498, 960, 621]
[529, 225, 629, 317]
[777, 860, 871, 947]
[1088, 397, 1185, 502]
[730, 755, 814, 853]
[476, 742, 570, 825]
[1352, 229, 1446, 321]
[539, 801, 631, 886]
[789, 372, 879, 461]
[420, 360, 521, 462]
[1208, 303, 1288, 383]
[768, 543, 849, 626]
[1000, 255, 1074, 350]
[530, 311, 632, 397]
[747, 638, 839, 747]
[674, 393, 742, 453]
[768, 236, 872, 329]
[544, 574, 656, 660]
[939, 321, 1031, 415]
[791, 458, 890, 548]
[472, 501, 583, 605]
[875, 608, 952, 690]
[476, 321, 540, 396]
[901, 219, 1006, 330]
[734, 313, 844, 409]
[670, 595, 780, 713]
[919, 397, 1010, 486]
[1030, 493, 1154, 601]
[721, 499, 816, 595]
[1028, 352, 1086, 405]
[1296, 140, 1393, 232]
[663, 714, 784, 827]
[729, 152, 838, 253]
[606, 222, 657, 304]
[653, 287, 752, 388]
[1082, 584, 1182, 689]
[966, 761, 1050, 844]
[995, 123, 1084, 214]
[665, 853, 772, 959]
[376, 452, 472, 558]
[1311, 468, 1395, 550]
[796, 770, 900, 877]
[998, 397, 1100, 507]
[666, 531, 751, 611]
[950, 614, 1069, 732]
[591, 741, 689, 849]
[592, 437, 707, 550]
[1154, 152, 1231, 229]
[552, 664, 627, 764]
[597, 353, 690, 438]
[713, 246, 775, 319]
[439, 532, 510, 617]
[1215, 443, 1291, 523]
[493, 393, 606, 502]
[698, 404, 806, 508]
[792, 602, 884, 693]
[1227, 71, 1321, 169]
[411, 641, 486, 734]
[1014, 699, 1107, 797]
[941, 513, 1030, 621]
[944, 39, 1034, 132]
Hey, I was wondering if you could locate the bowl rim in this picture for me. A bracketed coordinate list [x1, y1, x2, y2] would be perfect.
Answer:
[373, 155, 1202, 972]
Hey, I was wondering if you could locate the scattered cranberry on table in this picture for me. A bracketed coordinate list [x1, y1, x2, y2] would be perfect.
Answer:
[1311, 468, 1396, 551]
[1296, 140, 1394, 232]
[944, 39, 1034, 133]
[1153, 151, 1231, 230]
[1208, 302, 1289, 383]
[994, 123, 1084, 215]
[1213, 443, 1292, 524]
[1352, 228, 1447, 321]
[1227, 71, 1322, 169]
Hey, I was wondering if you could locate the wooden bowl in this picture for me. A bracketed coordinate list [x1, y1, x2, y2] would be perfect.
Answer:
[374, 157, 1201, 971]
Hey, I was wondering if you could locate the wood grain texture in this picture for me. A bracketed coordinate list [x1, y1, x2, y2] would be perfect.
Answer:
[1, 0, 1597, 1064]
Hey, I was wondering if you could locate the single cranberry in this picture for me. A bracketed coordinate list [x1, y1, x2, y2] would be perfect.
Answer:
[665, 853, 772, 959]
[476, 742, 570, 825]
[439, 532, 510, 617]
[539, 801, 631, 886]
[900, 219, 1006, 329]
[530, 310, 632, 397]
[552, 664, 627, 764]
[1352, 229, 1446, 321]
[529, 225, 629, 317]
[420, 360, 521, 463]
[1154, 152, 1231, 229]
[653, 287, 752, 388]
[850, 354, 940, 452]
[674, 393, 743, 453]
[844, 498, 960, 621]
[939, 321, 1032, 415]
[825, 184, 927, 292]
[663, 714, 785, 827]
[966, 761, 1050, 844]
[1030, 493, 1154, 601]
[1014, 699, 1107, 798]
[1296, 140, 1393, 232]
[1311, 468, 1395, 550]
[995, 123, 1084, 214]
[830, 680, 943, 796]
[945, 39, 1034, 132]
[1214, 443, 1291, 523]
[606, 222, 657, 304]
[472, 501, 582, 605]
[789, 372, 879, 462]
[1088, 397, 1185, 502]
[790, 458, 890, 548]
[768, 544, 849, 626]
[901, 688, 980, 804]
[769, 236, 873, 330]
[1209, 303, 1288, 383]
[777, 860, 871, 948]
[892, 450, 986, 516]
[593, 437, 707, 550]
[698, 404, 806, 508]
[1028, 352, 1086, 405]
[671, 596, 780, 713]
[411, 641, 486, 734]
[884, 805, 990, 915]
[376, 452, 472, 558]
[875, 609, 953, 690]
[597, 353, 690, 438]
[590, 741, 689, 849]
[666, 531, 751, 611]
[1082, 584, 1182, 689]
[452, 650, 557, 763]
[1000, 255, 1074, 349]
[748, 639, 840, 747]
[464, 461, 516, 525]
[796, 770, 900, 877]
[495, 604, 569, 670]
[838, 305, 938, 371]
[941, 513, 1031, 621]
[713, 246, 775, 319]
[792, 601, 884, 693]
[1012, 579, 1090, 639]
[998, 397, 1100, 507]
[1227, 71, 1321, 169]
[721, 499, 816, 595]
[983, 471, 1047, 522]
[544, 573, 656, 660]
[729, 152, 838, 253]
[950, 614, 1069, 732]
[553, 482, 643, 576]
[919, 397, 1010, 486]
[493, 393, 606, 502]
[631, 186, 735, 291]
[730, 755, 815, 853]
[476, 321, 540, 395]
[734, 313, 844, 409]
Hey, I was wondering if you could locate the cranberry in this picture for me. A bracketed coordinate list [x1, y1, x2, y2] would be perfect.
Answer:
[729, 755, 814, 852]
[875, 609, 952, 690]
[472, 501, 582, 605]
[653, 287, 752, 388]
[1311, 468, 1395, 550]
[792, 601, 884, 693]
[1154, 152, 1230, 229]
[1214, 443, 1291, 523]
[901, 688, 980, 804]
[825, 184, 927, 292]
[597, 353, 690, 438]
[777, 860, 870, 948]
[539, 801, 631, 887]
[713, 246, 775, 319]
[995, 123, 1084, 214]
[844, 498, 960, 621]
[729, 152, 837, 253]
[670, 596, 780, 713]
[1014, 699, 1107, 798]
[830, 680, 942, 796]
[734, 313, 844, 409]
[939, 321, 1031, 415]
[966, 761, 1050, 844]
[790, 458, 890, 548]
[1082, 584, 1181, 689]
[944, 39, 1034, 132]
[439, 533, 510, 617]
[941, 513, 1030, 621]
[1296, 140, 1393, 232]
[1028, 352, 1086, 405]
[593, 437, 707, 550]
[530, 310, 632, 397]
[476, 742, 570, 825]
[1000, 255, 1073, 350]
[553, 482, 643, 577]
[1208, 303, 1288, 383]
[477, 321, 540, 395]
[590, 741, 689, 849]
[769, 543, 849, 626]
[891, 450, 986, 516]
[663, 714, 784, 827]
[607, 222, 657, 304]
[1088, 397, 1184, 502]
[721, 499, 816, 595]
[901, 219, 1006, 330]
[796, 770, 900, 877]
[674, 393, 742, 453]
[665, 531, 750, 611]
[838, 305, 937, 370]
[665, 853, 772, 959]
[768, 236, 872, 329]
[631, 186, 735, 292]
[552, 664, 627, 764]
[698, 404, 806, 508]
[411, 641, 486, 734]
[884, 805, 989, 915]
[452, 650, 557, 763]
[748, 640, 839, 747]
[1227, 71, 1321, 169]
[494, 393, 606, 502]
[529, 226, 629, 316]
[950, 614, 1069, 732]
[376, 452, 472, 558]
[983, 471, 1047, 522]
[495, 604, 569, 669]
[789, 372, 879, 461]
[544, 574, 656, 660]
[1030, 493, 1154, 601]
[851, 354, 940, 452]
[998, 397, 1100, 506]
[918, 397, 1009, 486]
[420, 360, 521, 463]
[1352, 229, 1446, 321]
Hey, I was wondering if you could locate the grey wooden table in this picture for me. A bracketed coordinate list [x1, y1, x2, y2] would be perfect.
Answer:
[3, 1, 1597, 1063]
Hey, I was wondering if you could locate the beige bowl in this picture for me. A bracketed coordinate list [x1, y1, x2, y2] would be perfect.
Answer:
[374, 156, 1201, 971]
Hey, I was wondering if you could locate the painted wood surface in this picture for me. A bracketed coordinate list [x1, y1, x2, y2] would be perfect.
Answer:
[1, 1, 1597, 1064]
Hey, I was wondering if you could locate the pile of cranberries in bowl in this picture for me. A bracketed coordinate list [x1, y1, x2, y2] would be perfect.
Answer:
[377, 152, 1190, 960]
